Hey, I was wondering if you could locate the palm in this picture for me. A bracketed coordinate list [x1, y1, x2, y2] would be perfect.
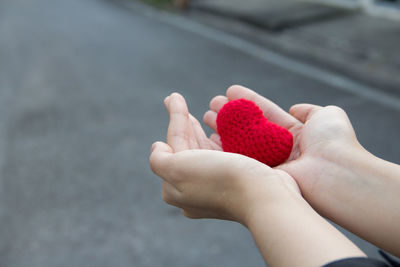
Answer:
[203, 86, 357, 197]
[157, 92, 302, 221]
[163, 93, 301, 209]
[288, 110, 356, 161]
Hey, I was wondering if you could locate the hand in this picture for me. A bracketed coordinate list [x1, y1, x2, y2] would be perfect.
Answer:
[150, 93, 366, 266]
[203, 85, 360, 204]
[149, 93, 300, 225]
[203, 85, 400, 255]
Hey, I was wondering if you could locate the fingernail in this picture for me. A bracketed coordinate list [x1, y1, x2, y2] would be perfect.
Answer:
[170, 92, 181, 100]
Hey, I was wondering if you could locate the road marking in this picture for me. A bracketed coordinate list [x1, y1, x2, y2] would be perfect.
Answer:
[119, 0, 400, 111]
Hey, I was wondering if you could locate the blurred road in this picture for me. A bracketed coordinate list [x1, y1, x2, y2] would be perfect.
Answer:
[0, 0, 399, 266]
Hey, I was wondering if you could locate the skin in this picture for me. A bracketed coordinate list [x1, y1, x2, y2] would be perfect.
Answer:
[150, 92, 365, 266]
[203, 85, 400, 256]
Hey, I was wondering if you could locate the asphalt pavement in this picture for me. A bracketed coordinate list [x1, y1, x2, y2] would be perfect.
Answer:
[0, 0, 399, 266]
[189, 0, 400, 95]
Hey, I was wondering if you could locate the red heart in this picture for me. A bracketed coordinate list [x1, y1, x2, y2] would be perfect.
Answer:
[216, 99, 293, 167]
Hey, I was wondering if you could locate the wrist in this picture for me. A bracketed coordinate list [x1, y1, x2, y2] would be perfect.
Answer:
[312, 142, 395, 215]
[308, 142, 400, 255]
[240, 172, 303, 228]
[303, 142, 371, 211]
[244, 189, 304, 228]
[245, 188, 365, 267]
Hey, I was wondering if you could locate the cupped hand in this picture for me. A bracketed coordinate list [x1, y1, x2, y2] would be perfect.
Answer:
[149, 93, 300, 225]
[203, 85, 361, 211]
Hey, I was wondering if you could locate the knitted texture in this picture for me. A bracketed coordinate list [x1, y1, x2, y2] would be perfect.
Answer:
[216, 99, 293, 167]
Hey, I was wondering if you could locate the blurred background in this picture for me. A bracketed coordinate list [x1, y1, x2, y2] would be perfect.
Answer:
[0, 0, 399, 266]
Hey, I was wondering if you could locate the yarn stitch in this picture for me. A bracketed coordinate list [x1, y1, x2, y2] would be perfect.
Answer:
[216, 99, 293, 167]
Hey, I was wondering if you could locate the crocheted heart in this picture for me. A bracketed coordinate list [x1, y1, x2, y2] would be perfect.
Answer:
[216, 99, 293, 167]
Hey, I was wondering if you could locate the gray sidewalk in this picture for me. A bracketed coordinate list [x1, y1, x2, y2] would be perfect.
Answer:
[189, 0, 400, 94]
[0, 0, 399, 266]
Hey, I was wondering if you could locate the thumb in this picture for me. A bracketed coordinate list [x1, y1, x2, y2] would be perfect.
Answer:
[151, 141, 173, 154]
[149, 141, 174, 177]
[289, 104, 322, 123]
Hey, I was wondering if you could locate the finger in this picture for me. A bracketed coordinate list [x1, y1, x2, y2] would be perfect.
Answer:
[209, 95, 228, 113]
[210, 133, 222, 147]
[181, 207, 231, 221]
[289, 103, 322, 123]
[190, 114, 222, 150]
[188, 115, 200, 150]
[161, 181, 181, 206]
[181, 209, 203, 219]
[166, 93, 190, 152]
[203, 110, 217, 133]
[189, 114, 212, 149]
[163, 95, 170, 108]
[181, 208, 213, 219]
[209, 141, 222, 151]
[202, 112, 223, 150]
[149, 141, 174, 179]
[226, 85, 300, 130]
[166, 94, 199, 150]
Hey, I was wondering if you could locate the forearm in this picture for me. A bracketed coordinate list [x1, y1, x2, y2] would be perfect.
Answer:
[246, 191, 365, 267]
[310, 144, 400, 256]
